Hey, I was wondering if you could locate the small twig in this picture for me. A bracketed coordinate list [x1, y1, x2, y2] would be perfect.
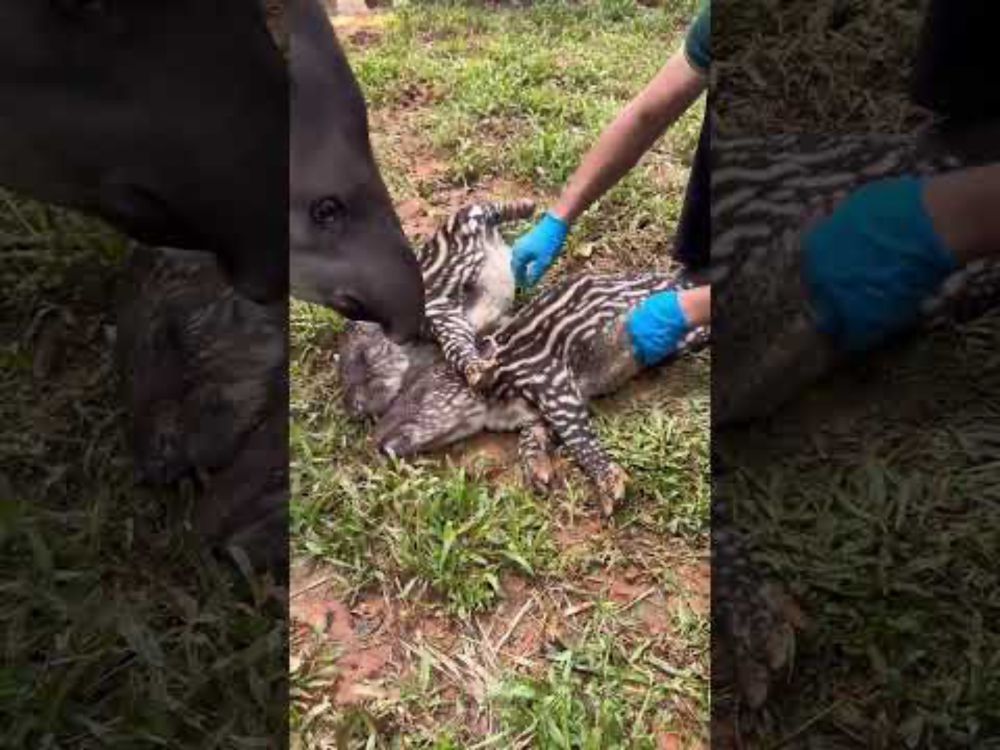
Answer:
[564, 601, 596, 618]
[290, 574, 338, 600]
[620, 586, 657, 613]
[495, 598, 535, 653]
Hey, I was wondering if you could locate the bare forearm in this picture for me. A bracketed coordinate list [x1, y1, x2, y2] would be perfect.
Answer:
[924, 163, 1000, 264]
[678, 285, 711, 327]
[552, 50, 707, 225]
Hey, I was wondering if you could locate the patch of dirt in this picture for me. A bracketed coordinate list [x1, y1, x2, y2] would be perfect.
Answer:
[560, 544, 708, 640]
[397, 82, 443, 110]
[479, 574, 546, 660]
[290, 561, 399, 706]
[368, 106, 540, 239]
[330, 8, 390, 38]
[409, 613, 461, 652]
[554, 517, 604, 553]
[329, 0, 371, 17]
[440, 431, 522, 485]
[396, 197, 437, 239]
[345, 27, 383, 48]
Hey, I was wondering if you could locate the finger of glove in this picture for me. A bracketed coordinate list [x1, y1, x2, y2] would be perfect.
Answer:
[512, 252, 531, 287]
[524, 259, 548, 288]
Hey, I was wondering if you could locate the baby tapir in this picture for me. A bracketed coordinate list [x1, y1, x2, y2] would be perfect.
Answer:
[116, 245, 286, 485]
[338, 319, 440, 420]
[338, 199, 535, 417]
[415, 200, 535, 389]
[347, 272, 708, 514]
[710, 132, 999, 427]
[115, 244, 288, 572]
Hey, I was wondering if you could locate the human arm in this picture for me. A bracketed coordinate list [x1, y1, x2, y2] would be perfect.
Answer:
[512, 6, 710, 288]
[550, 51, 708, 227]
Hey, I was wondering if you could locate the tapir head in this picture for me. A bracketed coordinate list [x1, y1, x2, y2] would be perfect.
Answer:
[0, 1, 288, 303]
[289, 0, 426, 342]
[337, 320, 441, 419]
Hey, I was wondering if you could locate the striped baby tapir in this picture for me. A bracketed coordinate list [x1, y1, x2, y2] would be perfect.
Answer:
[338, 199, 533, 419]
[342, 270, 708, 514]
[710, 132, 1000, 427]
[116, 245, 288, 570]
[415, 199, 536, 390]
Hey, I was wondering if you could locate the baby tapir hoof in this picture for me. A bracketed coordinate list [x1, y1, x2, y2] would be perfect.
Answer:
[721, 576, 806, 711]
[596, 463, 629, 516]
[463, 356, 498, 391]
[523, 452, 554, 493]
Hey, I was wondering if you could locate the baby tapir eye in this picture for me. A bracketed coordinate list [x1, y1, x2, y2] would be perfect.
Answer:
[310, 196, 347, 230]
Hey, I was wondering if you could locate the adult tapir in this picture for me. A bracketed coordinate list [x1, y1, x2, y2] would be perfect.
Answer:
[0, 0, 426, 338]
[289, 0, 426, 340]
[0, 0, 287, 303]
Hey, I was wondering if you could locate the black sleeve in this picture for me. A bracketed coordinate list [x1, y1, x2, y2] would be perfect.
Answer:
[911, 0, 1000, 120]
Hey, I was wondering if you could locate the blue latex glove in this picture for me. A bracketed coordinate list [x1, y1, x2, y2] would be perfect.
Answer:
[803, 176, 959, 353]
[511, 212, 569, 288]
[626, 291, 691, 366]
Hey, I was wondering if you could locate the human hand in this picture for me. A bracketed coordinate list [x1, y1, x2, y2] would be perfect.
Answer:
[511, 211, 569, 288]
[626, 290, 691, 366]
[803, 176, 959, 353]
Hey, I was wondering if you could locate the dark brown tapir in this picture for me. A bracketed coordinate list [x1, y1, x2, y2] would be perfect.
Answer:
[0, 0, 286, 303]
[289, 0, 426, 340]
[0, 0, 426, 338]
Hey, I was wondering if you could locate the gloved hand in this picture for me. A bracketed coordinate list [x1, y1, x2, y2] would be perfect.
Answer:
[511, 211, 570, 288]
[803, 176, 959, 353]
[626, 290, 691, 366]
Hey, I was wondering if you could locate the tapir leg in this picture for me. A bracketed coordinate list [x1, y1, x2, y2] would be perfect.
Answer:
[517, 362, 628, 513]
[426, 298, 497, 389]
[517, 420, 555, 492]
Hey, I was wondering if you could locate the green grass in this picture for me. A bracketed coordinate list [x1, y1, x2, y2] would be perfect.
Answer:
[352, 0, 702, 272]
[0, 192, 286, 746]
[718, 315, 1000, 745]
[713, 0, 1000, 744]
[396, 469, 554, 616]
[292, 1, 708, 746]
[597, 365, 711, 537]
[494, 628, 706, 749]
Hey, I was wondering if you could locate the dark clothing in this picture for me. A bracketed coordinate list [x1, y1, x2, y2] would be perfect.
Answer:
[911, 0, 1000, 120]
[672, 111, 711, 271]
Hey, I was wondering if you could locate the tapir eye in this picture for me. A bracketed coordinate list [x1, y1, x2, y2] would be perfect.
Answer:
[310, 196, 347, 230]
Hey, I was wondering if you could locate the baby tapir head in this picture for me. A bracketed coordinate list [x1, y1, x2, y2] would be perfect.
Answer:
[372, 363, 489, 458]
[117, 246, 286, 484]
[338, 321, 440, 420]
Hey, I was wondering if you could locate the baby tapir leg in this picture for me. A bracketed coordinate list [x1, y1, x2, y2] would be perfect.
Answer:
[524, 362, 628, 515]
[517, 421, 554, 492]
[426, 298, 497, 390]
[713, 501, 805, 718]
